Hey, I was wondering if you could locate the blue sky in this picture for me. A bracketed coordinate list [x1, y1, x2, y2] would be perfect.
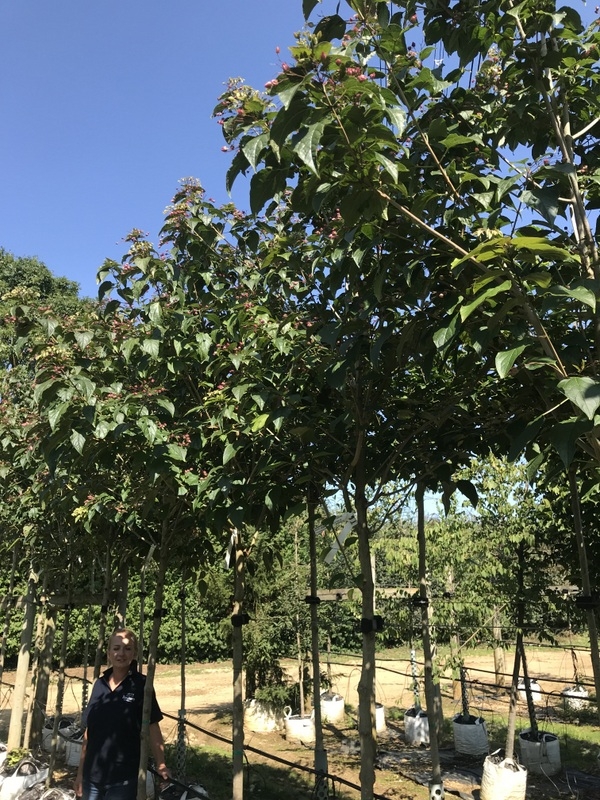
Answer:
[1, 0, 340, 298]
[2, 2, 596, 299]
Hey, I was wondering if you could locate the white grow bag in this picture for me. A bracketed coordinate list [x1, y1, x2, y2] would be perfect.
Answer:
[452, 713, 489, 756]
[518, 729, 561, 776]
[480, 754, 527, 800]
[283, 707, 315, 744]
[404, 707, 429, 745]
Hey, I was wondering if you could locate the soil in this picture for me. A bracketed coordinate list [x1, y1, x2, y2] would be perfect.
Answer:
[1, 644, 599, 799]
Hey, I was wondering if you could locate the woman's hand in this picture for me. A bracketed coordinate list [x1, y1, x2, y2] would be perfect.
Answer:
[154, 765, 171, 783]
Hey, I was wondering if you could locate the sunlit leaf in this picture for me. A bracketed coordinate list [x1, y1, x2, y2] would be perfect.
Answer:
[558, 376, 600, 420]
[495, 346, 526, 378]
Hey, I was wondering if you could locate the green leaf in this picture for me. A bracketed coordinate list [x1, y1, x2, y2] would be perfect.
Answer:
[507, 417, 545, 461]
[313, 14, 346, 41]
[251, 413, 270, 432]
[141, 338, 160, 357]
[74, 330, 94, 350]
[138, 417, 158, 445]
[73, 375, 96, 402]
[293, 121, 326, 176]
[558, 376, 600, 420]
[167, 443, 187, 462]
[374, 153, 398, 182]
[70, 430, 86, 455]
[223, 441, 237, 465]
[520, 187, 561, 225]
[495, 345, 526, 378]
[156, 397, 175, 416]
[548, 419, 593, 467]
[455, 479, 478, 508]
[542, 284, 596, 311]
[148, 302, 162, 324]
[377, 2, 390, 27]
[460, 280, 512, 321]
[385, 105, 406, 134]
[432, 314, 459, 351]
[33, 378, 57, 404]
[242, 133, 269, 171]
[511, 236, 577, 261]
[94, 421, 111, 439]
[232, 384, 251, 401]
[303, 0, 320, 19]
[48, 402, 70, 431]
[440, 133, 480, 148]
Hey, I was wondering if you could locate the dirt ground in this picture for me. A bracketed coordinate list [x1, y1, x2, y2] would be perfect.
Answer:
[1, 644, 599, 799]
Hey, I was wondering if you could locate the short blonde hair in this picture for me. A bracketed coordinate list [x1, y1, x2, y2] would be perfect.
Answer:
[108, 628, 138, 655]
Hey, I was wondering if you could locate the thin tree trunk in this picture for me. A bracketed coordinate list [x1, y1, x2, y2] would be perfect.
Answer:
[47, 604, 72, 787]
[177, 571, 187, 780]
[308, 494, 329, 798]
[137, 531, 168, 800]
[505, 545, 525, 760]
[505, 638, 522, 761]
[492, 606, 506, 696]
[0, 546, 19, 686]
[355, 457, 377, 800]
[115, 559, 129, 630]
[139, 545, 155, 671]
[94, 546, 112, 680]
[568, 468, 600, 726]
[30, 607, 56, 748]
[231, 529, 246, 800]
[23, 599, 47, 749]
[416, 485, 443, 793]
[7, 567, 37, 750]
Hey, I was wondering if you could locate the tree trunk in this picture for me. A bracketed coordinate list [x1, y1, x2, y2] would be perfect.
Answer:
[492, 606, 506, 696]
[505, 545, 525, 761]
[355, 457, 377, 800]
[47, 604, 72, 787]
[115, 559, 129, 630]
[176, 571, 187, 780]
[30, 607, 56, 748]
[416, 485, 443, 793]
[139, 545, 155, 671]
[23, 599, 47, 749]
[7, 567, 37, 750]
[94, 546, 112, 680]
[0, 546, 19, 686]
[231, 529, 246, 800]
[568, 468, 600, 726]
[137, 533, 168, 800]
[308, 494, 329, 799]
[505, 638, 522, 761]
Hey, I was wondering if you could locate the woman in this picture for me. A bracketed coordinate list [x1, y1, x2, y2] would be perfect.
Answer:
[74, 629, 170, 800]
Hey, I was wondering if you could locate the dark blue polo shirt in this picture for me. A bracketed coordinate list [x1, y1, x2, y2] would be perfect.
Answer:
[82, 666, 163, 785]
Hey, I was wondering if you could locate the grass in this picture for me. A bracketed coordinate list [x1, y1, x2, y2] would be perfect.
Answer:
[166, 743, 361, 800]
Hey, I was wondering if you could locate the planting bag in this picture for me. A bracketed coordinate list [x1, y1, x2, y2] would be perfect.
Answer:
[0, 760, 49, 800]
[480, 755, 527, 800]
[452, 713, 489, 756]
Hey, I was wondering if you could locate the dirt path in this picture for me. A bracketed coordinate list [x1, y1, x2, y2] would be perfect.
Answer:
[0, 644, 597, 799]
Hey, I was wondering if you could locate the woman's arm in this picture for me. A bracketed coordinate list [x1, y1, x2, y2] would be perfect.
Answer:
[149, 722, 170, 781]
[74, 729, 88, 797]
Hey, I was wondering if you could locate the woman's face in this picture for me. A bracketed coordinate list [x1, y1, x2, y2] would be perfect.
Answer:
[108, 631, 136, 670]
